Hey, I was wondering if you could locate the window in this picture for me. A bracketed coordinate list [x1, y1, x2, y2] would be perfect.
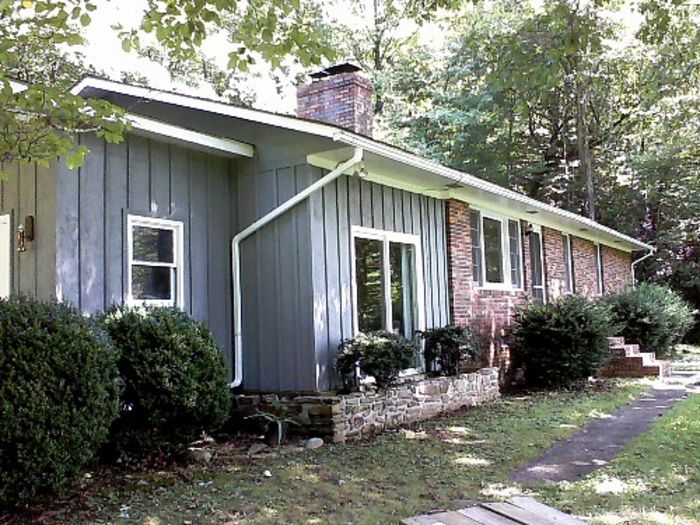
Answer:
[127, 215, 184, 307]
[471, 209, 522, 290]
[352, 227, 424, 340]
[470, 210, 482, 286]
[563, 234, 574, 294]
[595, 243, 604, 295]
[529, 225, 546, 302]
[508, 220, 522, 289]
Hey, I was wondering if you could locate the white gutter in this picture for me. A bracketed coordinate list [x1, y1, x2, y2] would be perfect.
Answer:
[229, 147, 364, 388]
[631, 246, 656, 288]
[333, 131, 653, 252]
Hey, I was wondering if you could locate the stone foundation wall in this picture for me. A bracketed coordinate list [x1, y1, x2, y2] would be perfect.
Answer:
[233, 367, 500, 443]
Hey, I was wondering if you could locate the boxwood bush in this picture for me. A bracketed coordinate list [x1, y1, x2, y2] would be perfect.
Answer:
[0, 297, 119, 507]
[417, 324, 480, 376]
[99, 307, 230, 458]
[603, 283, 695, 358]
[510, 296, 613, 388]
[336, 331, 417, 390]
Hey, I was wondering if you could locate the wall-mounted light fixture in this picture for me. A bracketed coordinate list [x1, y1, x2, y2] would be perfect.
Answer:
[525, 223, 535, 236]
[16, 216, 34, 252]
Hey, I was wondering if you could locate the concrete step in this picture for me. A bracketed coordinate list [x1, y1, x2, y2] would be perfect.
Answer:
[611, 344, 641, 358]
[608, 336, 626, 346]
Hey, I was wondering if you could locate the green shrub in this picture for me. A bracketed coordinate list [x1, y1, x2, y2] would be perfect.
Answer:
[417, 324, 480, 376]
[510, 295, 613, 388]
[0, 296, 119, 507]
[99, 307, 230, 458]
[336, 331, 417, 390]
[604, 283, 695, 358]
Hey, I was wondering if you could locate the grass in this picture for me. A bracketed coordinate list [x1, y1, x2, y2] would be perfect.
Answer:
[536, 393, 700, 525]
[673, 344, 700, 371]
[20, 379, 649, 524]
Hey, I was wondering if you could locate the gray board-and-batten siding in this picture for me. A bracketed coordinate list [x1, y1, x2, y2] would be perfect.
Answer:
[54, 132, 236, 372]
[2, 117, 450, 393]
[0, 160, 56, 298]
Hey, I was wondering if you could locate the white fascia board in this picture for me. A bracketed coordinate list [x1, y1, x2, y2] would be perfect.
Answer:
[126, 114, 254, 158]
[72, 77, 336, 138]
[333, 131, 652, 252]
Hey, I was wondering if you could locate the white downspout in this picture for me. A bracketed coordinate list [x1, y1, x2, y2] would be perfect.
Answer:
[630, 246, 655, 289]
[229, 147, 364, 388]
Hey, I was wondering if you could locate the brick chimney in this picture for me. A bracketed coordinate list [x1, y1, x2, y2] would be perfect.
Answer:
[297, 63, 374, 137]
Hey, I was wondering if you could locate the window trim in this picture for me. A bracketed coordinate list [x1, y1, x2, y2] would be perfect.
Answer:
[563, 234, 575, 295]
[529, 223, 547, 303]
[471, 208, 524, 291]
[350, 226, 426, 377]
[126, 214, 185, 308]
[595, 243, 604, 296]
[350, 226, 425, 336]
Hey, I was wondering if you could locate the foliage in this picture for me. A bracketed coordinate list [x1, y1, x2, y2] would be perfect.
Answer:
[0, 296, 120, 507]
[335, 331, 418, 389]
[245, 402, 299, 448]
[603, 283, 695, 358]
[417, 324, 480, 376]
[510, 295, 614, 388]
[5, 381, 653, 523]
[99, 306, 230, 458]
[0, 0, 335, 172]
[343, 0, 699, 334]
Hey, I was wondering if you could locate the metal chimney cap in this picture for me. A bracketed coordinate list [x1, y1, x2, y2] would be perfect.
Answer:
[309, 62, 362, 80]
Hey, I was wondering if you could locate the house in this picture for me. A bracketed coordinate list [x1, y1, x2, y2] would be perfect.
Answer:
[0, 64, 651, 398]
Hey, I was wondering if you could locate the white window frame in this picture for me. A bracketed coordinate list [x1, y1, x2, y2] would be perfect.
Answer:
[529, 223, 547, 303]
[595, 243, 604, 296]
[350, 225, 425, 336]
[472, 208, 524, 291]
[563, 234, 575, 294]
[126, 214, 185, 308]
[350, 226, 426, 377]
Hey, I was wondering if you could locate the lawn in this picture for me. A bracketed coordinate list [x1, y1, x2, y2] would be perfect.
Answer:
[536, 393, 700, 525]
[17, 379, 649, 524]
[673, 344, 700, 372]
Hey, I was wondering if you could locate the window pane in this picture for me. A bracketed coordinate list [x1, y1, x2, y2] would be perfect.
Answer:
[530, 231, 545, 302]
[508, 220, 521, 288]
[563, 235, 572, 293]
[355, 237, 384, 332]
[133, 226, 174, 263]
[390, 242, 415, 339]
[596, 245, 604, 294]
[469, 210, 482, 285]
[483, 217, 504, 283]
[132, 265, 173, 301]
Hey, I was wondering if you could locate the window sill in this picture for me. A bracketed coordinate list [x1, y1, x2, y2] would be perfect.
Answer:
[473, 285, 524, 293]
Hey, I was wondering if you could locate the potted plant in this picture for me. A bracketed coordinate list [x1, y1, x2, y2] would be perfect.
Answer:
[335, 331, 418, 391]
[245, 402, 299, 447]
[417, 324, 480, 376]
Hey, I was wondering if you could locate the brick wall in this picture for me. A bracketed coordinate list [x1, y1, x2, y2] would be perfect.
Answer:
[602, 245, 632, 293]
[571, 236, 599, 298]
[445, 200, 472, 325]
[543, 227, 568, 300]
[444, 200, 634, 370]
[445, 200, 528, 369]
[297, 72, 374, 136]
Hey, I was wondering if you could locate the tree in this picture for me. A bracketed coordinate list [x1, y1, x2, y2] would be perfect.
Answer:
[0, 0, 335, 174]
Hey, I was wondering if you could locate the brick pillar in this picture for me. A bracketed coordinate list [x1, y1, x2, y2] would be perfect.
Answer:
[445, 200, 472, 326]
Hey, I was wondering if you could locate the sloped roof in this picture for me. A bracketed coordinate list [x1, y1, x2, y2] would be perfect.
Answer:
[71, 76, 651, 252]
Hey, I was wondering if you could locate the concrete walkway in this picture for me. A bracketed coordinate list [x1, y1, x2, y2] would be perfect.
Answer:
[511, 387, 688, 484]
